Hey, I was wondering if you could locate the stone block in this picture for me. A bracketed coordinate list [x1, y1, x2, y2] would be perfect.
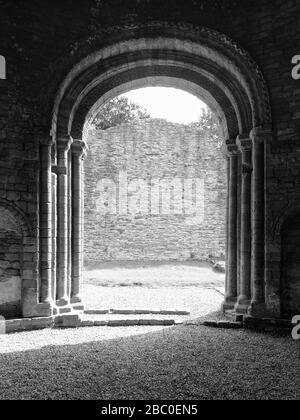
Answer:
[61, 314, 82, 328]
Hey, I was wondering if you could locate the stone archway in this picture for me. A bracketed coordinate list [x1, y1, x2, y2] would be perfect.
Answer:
[34, 23, 272, 318]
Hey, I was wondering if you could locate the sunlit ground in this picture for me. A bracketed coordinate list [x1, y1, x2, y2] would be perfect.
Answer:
[0, 262, 298, 400]
[0, 262, 224, 354]
[83, 261, 225, 317]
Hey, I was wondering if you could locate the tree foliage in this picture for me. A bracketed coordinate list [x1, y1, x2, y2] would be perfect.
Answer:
[92, 96, 150, 130]
[190, 108, 223, 144]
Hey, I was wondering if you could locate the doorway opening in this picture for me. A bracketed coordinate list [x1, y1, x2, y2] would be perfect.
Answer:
[41, 26, 272, 323]
[82, 87, 226, 321]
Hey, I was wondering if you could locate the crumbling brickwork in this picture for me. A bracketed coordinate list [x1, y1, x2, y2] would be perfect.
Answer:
[84, 119, 227, 264]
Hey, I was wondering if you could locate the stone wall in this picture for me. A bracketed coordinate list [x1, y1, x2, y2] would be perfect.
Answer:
[281, 214, 300, 317]
[0, 208, 22, 318]
[84, 119, 227, 264]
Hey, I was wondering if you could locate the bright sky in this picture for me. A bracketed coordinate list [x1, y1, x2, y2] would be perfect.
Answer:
[122, 87, 207, 124]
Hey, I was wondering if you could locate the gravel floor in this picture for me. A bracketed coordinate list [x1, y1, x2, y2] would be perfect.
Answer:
[83, 261, 225, 318]
[0, 325, 299, 400]
[83, 285, 224, 318]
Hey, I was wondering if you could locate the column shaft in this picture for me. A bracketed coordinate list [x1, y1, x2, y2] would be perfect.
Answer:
[56, 139, 72, 306]
[223, 142, 238, 310]
[248, 129, 270, 317]
[71, 140, 87, 307]
[236, 137, 252, 313]
[51, 171, 57, 303]
[39, 138, 53, 305]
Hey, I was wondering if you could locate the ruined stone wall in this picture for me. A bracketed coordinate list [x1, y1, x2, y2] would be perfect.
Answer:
[84, 119, 226, 263]
[0, 208, 22, 318]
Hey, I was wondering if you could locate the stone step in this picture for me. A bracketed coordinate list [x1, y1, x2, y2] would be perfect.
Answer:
[203, 320, 243, 329]
[84, 308, 190, 316]
[60, 313, 178, 328]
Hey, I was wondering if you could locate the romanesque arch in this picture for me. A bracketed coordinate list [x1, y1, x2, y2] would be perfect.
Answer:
[33, 23, 273, 318]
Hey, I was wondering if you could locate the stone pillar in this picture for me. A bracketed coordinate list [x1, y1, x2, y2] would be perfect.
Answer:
[56, 138, 72, 308]
[51, 169, 57, 305]
[39, 136, 54, 315]
[235, 136, 252, 314]
[248, 128, 270, 317]
[70, 140, 87, 310]
[223, 142, 238, 311]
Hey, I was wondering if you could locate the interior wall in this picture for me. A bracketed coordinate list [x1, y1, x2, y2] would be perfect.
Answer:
[281, 214, 300, 317]
[0, 208, 22, 318]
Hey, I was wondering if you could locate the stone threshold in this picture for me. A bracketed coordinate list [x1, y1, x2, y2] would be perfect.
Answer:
[2, 312, 294, 334]
[1, 313, 184, 333]
[201, 313, 293, 333]
[84, 309, 190, 316]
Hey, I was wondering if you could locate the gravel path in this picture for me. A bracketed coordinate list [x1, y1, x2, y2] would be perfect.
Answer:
[0, 325, 299, 400]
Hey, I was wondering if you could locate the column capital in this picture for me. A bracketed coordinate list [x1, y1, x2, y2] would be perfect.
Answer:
[57, 137, 73, 152]
[52, 165, 67, 176]
[40, 135, 55, 147]
[250, 127, 273, 144]
[225, 140, 239, 157]
[71, 139, 88, 158]
[236, 135, 252, 152]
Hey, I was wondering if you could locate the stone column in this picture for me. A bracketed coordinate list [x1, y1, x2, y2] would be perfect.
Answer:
[56, 138, 72, 308]
[51, 169, 57, 304]
[248, 128, 270, 317]
[70, 140, 87, 310]
[235, 136, 252, 314]
[223, 142, 238, 311]
[39, 136, 54, 313]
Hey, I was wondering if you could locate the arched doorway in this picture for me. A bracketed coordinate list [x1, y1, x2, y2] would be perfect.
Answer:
[32, 24, 272, 319]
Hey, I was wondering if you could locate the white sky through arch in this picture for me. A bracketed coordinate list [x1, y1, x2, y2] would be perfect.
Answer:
[121, 87, 207, 124]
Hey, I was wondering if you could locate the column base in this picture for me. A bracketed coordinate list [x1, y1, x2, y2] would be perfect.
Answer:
[31, 302, 54, 318]
[56, 297, 69, 307]
[235, 296, 251, 314]
[56, 298, 72, 314]
[247, 301, 268, 318]
[70, 296, 85, 312]
[222, 297, 237, 312]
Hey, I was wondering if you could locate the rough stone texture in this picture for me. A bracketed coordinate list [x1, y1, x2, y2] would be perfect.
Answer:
[0, 209, 23, 318]
[0, 0, 299, 320]
[281, 214, 300, 317]
[84, 119, 226, 263]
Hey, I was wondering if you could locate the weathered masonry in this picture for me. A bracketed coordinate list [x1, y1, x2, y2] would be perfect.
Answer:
[0, 0, 300, 320]
[84, 119, 226, 264]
